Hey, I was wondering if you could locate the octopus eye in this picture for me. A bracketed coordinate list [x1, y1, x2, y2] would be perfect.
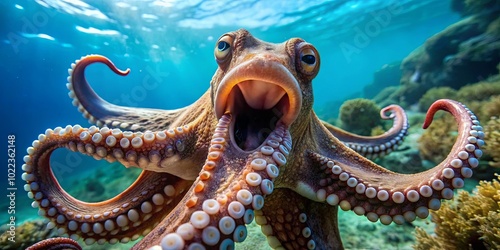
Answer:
[301, 54, 315, 65]
[218, 41, 230, 52]
[215, 35, 233, 62]
[299, 47, 319, 75]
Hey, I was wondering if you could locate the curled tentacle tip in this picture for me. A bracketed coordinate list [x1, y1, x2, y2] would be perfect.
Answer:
[380, 106, 394, 119]
[380, 104, 403, 120]
[120, 68, 131, 76]
[26, 237, 82, 250]
[422, 99, 455, 129]
[77, 54, 131, 76]
[422, 114, 435, 130]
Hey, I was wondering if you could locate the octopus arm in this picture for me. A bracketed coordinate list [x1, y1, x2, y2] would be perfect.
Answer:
[321, 104, 409, 159]
[306, 99, 483, 225]
[22, 124, 201, 245]
[258, 188, 343, 250]
[68, 55, 189, 132]
[134, 114, 293, 249]
[26, 237, 82, 250]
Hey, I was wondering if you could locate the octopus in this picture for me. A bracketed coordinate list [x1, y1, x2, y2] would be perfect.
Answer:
[23, 29, 484, 250]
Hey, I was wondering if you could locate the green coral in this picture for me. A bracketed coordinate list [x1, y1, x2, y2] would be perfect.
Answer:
[414, 175, 500, 249]
[456, 80, 500, 103]
[0, 220, 57, 249]
[371, 125, 386, 136]
[484, 117, 500, 167]
[482, 95, 500, 120]
[339, 98, 382, 136]
[415, 76, 500, 123]
[454, 78, 500, 121]
[419, 87, 458, 112]
[465, 100, 491, 122]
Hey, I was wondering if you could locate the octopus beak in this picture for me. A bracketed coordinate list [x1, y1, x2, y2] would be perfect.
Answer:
[214, 58, 302, 151]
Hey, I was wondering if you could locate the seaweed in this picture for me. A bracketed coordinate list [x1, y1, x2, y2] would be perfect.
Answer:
[484, 116, 500, 167]
[414, 175, 500, 249]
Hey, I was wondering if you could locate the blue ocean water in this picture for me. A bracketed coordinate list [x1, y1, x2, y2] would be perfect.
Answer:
[0, 0, 463, 247]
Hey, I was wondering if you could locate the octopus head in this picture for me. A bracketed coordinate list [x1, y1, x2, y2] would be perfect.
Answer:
[213, 29, 320, 151]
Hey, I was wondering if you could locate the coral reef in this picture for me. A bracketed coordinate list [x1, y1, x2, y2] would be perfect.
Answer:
[85, 178, 106, 199]
[418, 116, 457, 164]
[455, 77, 500, 122]
[456, 79, 500, 103]
[319, 3, 500, 246]
[341, 216, 421, 249]
[413, 175, 500, 250]
[66, 162, 142, 202]
[483, 96, 500, 120]
[418, 87, 458, 112]
[0, 220, 57, 249]
[408, 112, 427, 129]
[417, 78, 500, 121]
[363, 61, 402, 99]
[372, 86, 403, 109]
[338, 98, 382, 136]
[374, 113, 427, 174]
[398, 5, 500, 105]
[416, 71, 499, 167]
[451, 0, 500, 17]
[316, 99, 345, 124]
[375, 147, 424, 174]
[417, 92, 499, 177]
[370, 125, 386, 136]
[484, 117, 500, 167]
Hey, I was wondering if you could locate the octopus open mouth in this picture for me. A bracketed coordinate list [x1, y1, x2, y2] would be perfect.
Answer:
[214, 59, 302, 152]
[227, 81, 289, 150]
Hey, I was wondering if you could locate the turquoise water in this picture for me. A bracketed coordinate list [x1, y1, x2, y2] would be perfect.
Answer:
[0, 0, 467, 249]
